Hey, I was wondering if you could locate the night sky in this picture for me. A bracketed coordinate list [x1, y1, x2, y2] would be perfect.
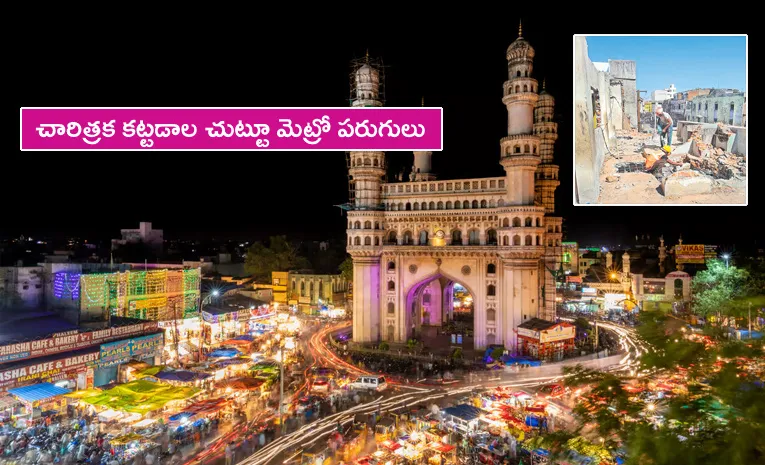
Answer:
[9, 16, 758, 250]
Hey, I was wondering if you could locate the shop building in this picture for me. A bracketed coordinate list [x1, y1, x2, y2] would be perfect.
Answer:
[200, 294, 271, 347]
[516, 318, 575, 361]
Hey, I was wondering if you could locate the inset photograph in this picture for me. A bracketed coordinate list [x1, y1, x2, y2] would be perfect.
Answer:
[574, 34, 747, 205]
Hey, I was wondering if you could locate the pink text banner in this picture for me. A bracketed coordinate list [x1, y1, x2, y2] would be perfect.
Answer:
[20, 107, 443, 151]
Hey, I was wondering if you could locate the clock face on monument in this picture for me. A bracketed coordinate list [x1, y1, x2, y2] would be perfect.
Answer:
[435, 230, 445, 239]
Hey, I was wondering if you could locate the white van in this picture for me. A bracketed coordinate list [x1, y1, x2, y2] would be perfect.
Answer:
[349, 375, 388, 392]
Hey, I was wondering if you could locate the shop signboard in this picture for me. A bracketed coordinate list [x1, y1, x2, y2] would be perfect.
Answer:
[517, 327, 539, 340]
[540, 325, 575, 344]
[0, 350, 100, 389]
[581, 287, 597, 296]
[676, 244, 705, 264]
[157, 317, 200, 329]
[566, 276, 583, 283]
[0, 322, 159, 364]
[94, 333, 164, 369]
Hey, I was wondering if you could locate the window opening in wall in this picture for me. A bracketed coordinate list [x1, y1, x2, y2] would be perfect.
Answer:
[730, 103, 734, 125]
[714, 102, 718, 122]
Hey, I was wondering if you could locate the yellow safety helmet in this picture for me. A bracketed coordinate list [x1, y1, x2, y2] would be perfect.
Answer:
[662, 145, 672, 154]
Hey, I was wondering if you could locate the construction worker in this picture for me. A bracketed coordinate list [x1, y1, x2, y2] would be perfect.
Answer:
[655, 106, 674, 148]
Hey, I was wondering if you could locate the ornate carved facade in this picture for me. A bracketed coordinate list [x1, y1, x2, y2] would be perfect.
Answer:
[346, 25, 561, 350]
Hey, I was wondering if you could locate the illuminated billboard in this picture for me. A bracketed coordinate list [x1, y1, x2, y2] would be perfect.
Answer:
[604, 293, 627, 309]
[676, 244, 705, 264]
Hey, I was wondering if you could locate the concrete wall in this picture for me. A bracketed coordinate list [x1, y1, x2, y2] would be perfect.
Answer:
[686, 94, 745, 126]
[609, 60, 638, 128]
[729, 126, 747, 157]
[609, 83, 624, 131]
[575, 37, 614, 204]
[676, 121, 746, 157]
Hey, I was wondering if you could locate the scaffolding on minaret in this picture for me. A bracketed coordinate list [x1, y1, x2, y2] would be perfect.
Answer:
[348, 54, 387, 106]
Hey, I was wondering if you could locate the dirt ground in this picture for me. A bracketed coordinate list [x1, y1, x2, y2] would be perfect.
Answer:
[596, 130, 747, 205]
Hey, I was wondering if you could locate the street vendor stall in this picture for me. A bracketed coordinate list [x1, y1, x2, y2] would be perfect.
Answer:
[68, 379, 199, 415]
[7, 382, 71, 419]
[441, 404, 485, 434]
[425, 442, 456, 465]
[110, 433, 161, 464]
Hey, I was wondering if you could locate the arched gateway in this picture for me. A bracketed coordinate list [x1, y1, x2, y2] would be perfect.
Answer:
[343, 27, 563, 351]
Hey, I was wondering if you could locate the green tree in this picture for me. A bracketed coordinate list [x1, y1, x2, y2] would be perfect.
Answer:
[244, 236, 310, 282]
[692, 259, 750, 327]
[339, 256, 353, 282]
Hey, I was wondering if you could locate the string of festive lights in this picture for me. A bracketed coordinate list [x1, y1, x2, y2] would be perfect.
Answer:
[53, 272, 81, 299]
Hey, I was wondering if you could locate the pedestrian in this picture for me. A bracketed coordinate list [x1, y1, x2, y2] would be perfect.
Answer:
[225, 442, 234, 465]
[258, 432, 265, 449]
[241, 437, 250, 459]
[655, 106, 674, 148]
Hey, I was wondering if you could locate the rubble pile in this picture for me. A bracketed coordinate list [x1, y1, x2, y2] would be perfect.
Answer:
[687, 123, 746, 179]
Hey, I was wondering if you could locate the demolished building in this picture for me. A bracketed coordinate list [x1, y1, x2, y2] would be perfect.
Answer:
[574, 36, 637, 204]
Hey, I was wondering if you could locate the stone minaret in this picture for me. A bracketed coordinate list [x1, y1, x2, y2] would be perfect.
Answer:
[659, 236, 667, 275]
[498, 21, 547, 348]
[413, 97, 436, 181]
[347, 54, 386, 344]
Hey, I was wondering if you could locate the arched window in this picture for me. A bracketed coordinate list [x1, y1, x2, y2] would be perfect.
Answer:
[364, 236, 371, 246]
[533, 146, 537, 154]
[536, 218, 541, 227]
[454, 200, 461, 209]
[364, 220, 371, 229]
[547, 226, 553, 233]
[387, 302, 395, 314]
[469, 229, 480, 245]
[515, 146, 521, 154]
[487, 333, 496, 345]
[353, 237, 361, 246]
[516, 70, 521, 77]
[555, 226, 561, 233]
[513, 235, 521, 246]
[463, 200, 470, 209]
[413, 202, 420, 210]
[531, 85, 534, 92]
[525, 235, 532, 245]
[515, 85, 520, 93]
[429, 201, 436, 210]
[489, 199, 496, 207]
[354, 221, 361, 229]
[405, 202, 411, 211]
[402, 231, 413, 245]
[387, 324, 395, 341]
[487, 308, 496, 321]
[348, 237, 352, 245]
[437, 201, 444, 209]
[451, 230, 462, 244]
[472, 200, 479, 209]
[536, 235, 541, 245]
[419, 230, 428, 245]
[388, 261, 395, 270]
[480, 200, 487, 208]
[397, 202, 404, 211]
[513, 217, 521, 227]
[374, 237, 379, 246]
[446, 201, 452, 209]
[524, 144, 530, 153]
[523, 85, 528, 92]
[300, 281, 306, 296]
[387, 280, 395, 291]
[487, 263, 496, 274]
[364, 158, 371, 166]
[373, 158, 378, 166]
[487, 284, 496, 296]
[375, 221, 380, 229]
[525, 217, 532, 227]
[388, 230, 397, 244]
[487, 229, 497, 245]
[497, 199, 505, 207]
[674, 278, 684, 298]
[421, 202, 428, 210]
[503, 236, 509, 246]
[503, 218, 510, 228]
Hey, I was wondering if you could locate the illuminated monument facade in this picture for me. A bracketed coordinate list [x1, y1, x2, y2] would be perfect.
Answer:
[345, 25, 561, 350]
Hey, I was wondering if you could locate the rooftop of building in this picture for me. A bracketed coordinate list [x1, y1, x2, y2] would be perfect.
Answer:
[0, 312, 152, 344]
[517, 318, 559, 331]
[203, 294, 269, 315]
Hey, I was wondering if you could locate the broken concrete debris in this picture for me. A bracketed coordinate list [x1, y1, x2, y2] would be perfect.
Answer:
[662, 170, 713, 197]
[606, 175, 620, 183]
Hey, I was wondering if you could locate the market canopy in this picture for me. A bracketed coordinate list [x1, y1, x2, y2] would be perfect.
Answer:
[9, 382, 71, 403]
[211, 358, 251, 369]
[75, 380, 199, 414]
[155, 370, 211, 383]
[215, 377, 265, 391]
[233, 335, 254, 342]
[221, 339, 252, 346]
[139, 366, 165, 377]
[110, 433, 144, 445]
[442, 404, 485, 422]
[168, 398, 230, 421]
[209, 348, 240, 358]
